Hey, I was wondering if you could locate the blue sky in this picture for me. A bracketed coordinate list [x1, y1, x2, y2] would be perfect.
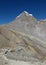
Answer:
[0, 0, 46, 24]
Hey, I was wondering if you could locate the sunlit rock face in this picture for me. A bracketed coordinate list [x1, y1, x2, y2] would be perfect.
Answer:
[1, 11, 46, 42]
[0, 11, 46, 65]
[6, 11, 37, 34]
[0, 53, 8, 65]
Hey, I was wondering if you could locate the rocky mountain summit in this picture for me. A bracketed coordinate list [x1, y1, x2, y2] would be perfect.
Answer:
[0, 11, 46, 65]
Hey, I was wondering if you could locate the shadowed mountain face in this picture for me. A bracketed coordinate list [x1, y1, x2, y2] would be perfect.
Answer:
[0, 11, 46, 62]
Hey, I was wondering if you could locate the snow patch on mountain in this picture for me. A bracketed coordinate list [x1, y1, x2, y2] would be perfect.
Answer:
[17, 11, 33, 18]
[24, 11, 33, 16]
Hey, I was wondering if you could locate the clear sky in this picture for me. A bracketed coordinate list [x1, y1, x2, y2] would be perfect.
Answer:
[0, 0, 46, 24]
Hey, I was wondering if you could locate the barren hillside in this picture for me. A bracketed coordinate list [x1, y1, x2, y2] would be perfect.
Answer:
[0, 11, 46, 65]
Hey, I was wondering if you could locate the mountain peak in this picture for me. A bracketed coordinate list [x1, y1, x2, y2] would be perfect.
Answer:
[23, 11, 32, 16]
[17, 11, 33, 18]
